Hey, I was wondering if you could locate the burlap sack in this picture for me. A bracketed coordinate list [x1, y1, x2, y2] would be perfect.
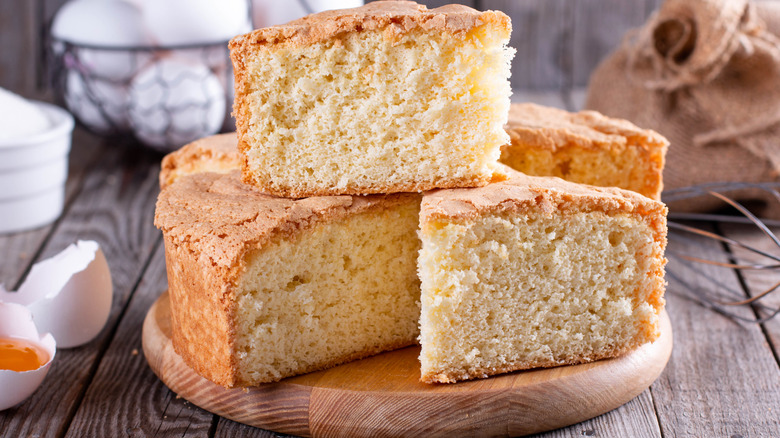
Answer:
[586, 0, 780, 216]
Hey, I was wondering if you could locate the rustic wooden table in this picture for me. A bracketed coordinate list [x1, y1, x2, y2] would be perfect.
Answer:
[1, 89, 780, 438]
[3, 0, 780, 435]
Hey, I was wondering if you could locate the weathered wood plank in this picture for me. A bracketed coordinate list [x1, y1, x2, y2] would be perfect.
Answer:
[512, 86, 588, 113]
[215, 419, 288, 438]
[569, 87, 588, 112]
[0, 0, 69, 98]
[535, 390, 661, 438]
[40, 0, 71, 95]
[512, 88, 567, 110]
[486, 0, 573, 91]
[572, 0, 661, 89]
[0, 0, 38, 96]
[0, 142, 163, 438]
[720, 223, 780, 360]
[63, 243, 216, 437]
[653, 224, 780, 437]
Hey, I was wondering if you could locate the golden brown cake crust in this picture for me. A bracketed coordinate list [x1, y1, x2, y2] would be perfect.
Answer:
[159, 133, 241, 190]
[155, 172, 421, 387]
[229, 1, 510, 51]
[501, 103, 668, 200]
[505, 103, 668, 153]
[238, 170, 498, 198]
[155, 171, 418, 271]
[156, 172, 420, 300]
[162, 237, 238, 387]
[421, 167, 668, 233]
[420, 340, 650, 384]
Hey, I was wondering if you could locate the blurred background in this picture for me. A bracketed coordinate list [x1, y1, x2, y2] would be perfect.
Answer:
[1, 0, 663, 113]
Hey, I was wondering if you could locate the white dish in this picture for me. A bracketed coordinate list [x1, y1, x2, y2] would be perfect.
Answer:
[0, 189, 64, 233]
[0, 159, 67, 199]
[0, 102, 74, 234]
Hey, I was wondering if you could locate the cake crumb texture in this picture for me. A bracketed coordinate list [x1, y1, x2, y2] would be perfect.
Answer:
[235, 199, 422, 384]
[418, 171, 667, 383]
[155, 171, 422, 386]
[230, 1, 514, 197]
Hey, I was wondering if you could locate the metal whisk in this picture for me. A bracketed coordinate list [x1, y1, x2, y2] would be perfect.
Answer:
[663, 182, 780, 323]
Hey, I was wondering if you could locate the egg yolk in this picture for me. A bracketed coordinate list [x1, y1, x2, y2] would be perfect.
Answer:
[0, 337, 49, 372]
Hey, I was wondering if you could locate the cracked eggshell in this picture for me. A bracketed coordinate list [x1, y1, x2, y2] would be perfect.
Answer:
[0, 240, 113, 348]
[0, 302, 56, 411]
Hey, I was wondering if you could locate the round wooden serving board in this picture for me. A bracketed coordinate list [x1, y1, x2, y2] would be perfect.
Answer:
[143, 291, 672, 437]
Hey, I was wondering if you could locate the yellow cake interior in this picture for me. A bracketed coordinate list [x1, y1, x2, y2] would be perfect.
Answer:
[233, 198, 422, 384]
[418, 208, 665, 383]
[499, 103, 668, 200]
[500, 146, 659, 199]
[238, 24, 513, 195]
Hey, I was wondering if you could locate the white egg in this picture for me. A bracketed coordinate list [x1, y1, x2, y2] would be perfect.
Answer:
[128, 58, 226, 151]
[143, 0, 251, 45]
[51, 0, 151, 46]
[0, 240, 113, 349]
[172, 45, 231, 71]
[52, 0, 153, 81]
[252, 0, 363, 27]
[0, 303, 56, 411]
[76, 47, 153, 82]
[65, 71, 131, 132]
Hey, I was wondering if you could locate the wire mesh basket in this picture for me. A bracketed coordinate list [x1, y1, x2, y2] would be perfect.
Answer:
[48, 38, 235, 152]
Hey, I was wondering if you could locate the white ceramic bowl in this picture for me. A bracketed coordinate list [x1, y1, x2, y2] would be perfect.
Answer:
[0, 103, 74, 234]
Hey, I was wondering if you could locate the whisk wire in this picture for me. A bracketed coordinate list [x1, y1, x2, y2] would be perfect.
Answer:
[707, 190, 780, 250]
[668, 221, 780, 263]
[664, 182, 780, 323]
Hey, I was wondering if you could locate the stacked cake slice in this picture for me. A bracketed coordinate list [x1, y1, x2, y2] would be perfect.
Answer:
[155, 0, 668, 388]
[229, 1, 513, 197]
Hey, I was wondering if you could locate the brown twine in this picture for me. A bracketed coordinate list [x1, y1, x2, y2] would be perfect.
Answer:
[625, 0, 750, 91]
[629, 0, 780, 152]
[585, 0, 780, 217]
